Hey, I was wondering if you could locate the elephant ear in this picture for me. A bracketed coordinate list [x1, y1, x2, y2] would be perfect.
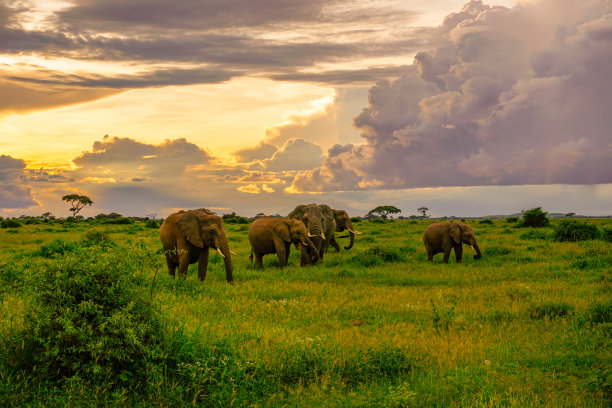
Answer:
[176, 210, 205, 247]
[274, 220, 292, 242]
[448, 223, 462, 245]
[288, 205, 304, 220]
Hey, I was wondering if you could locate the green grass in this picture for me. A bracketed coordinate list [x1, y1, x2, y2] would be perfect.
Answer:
[0, 218, 611, 407]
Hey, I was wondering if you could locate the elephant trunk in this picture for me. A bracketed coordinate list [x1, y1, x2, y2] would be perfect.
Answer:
[472, 241, 482, 260]
[217, 236, 233, 282]
[344, 219, 355, 250]
[306, 238, 319, 263]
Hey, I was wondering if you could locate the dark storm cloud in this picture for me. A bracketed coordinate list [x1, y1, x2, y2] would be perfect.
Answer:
[1, 0, 427, 89]
[290, 0, 612, 192]
[0, 155, 36, 209]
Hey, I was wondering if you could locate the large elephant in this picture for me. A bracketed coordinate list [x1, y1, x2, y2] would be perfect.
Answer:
[423, 221, 482, 263]
[159, 208, 233, 282]
[329, 209, 361, 252]
[248, 217, 319, 268]
[288, 203, 335, 265]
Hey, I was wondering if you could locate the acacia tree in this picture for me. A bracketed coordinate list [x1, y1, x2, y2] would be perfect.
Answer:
[417, 207, 429, 219]
[367, 205, 401, 220]
[62, 194, 93, 217]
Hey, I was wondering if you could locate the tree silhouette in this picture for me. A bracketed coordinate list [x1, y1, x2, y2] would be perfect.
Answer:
[417, 207, 429, 218]
[62, 194, 93, 217]
[367, 206, 401, 220]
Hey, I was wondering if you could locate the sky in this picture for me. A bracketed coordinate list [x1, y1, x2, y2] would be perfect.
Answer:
[1, 0, 611, 219]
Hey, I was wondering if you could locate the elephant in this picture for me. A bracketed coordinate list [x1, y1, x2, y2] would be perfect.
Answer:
[159, 208, 233, 282]
[329, 209, 362, 252]
[248, 217, 319, 268]
[423, 221, 482, 263]
[288, 203, 335, 265]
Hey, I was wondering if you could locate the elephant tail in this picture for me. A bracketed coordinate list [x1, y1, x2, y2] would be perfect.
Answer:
[249, 250, 253, 263]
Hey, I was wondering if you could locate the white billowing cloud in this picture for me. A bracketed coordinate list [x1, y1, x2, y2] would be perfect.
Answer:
[290, 0, 612, 192]
[258, 138, 325, 172]
[0, 155, 37, 209]
[232, 142, 277, 163]
[72, 135, 212, 180]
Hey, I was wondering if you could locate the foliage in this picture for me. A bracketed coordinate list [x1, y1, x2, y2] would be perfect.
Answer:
[103, 217, 134, 225]
[61, 194, 93, 217]
[39, 239, 79, 258]
[2, 247, 166, 388]
[350, 217, 362, 223]
[1, 219, 21, 228]
[528, 302, 574, 319]
[553, 219, 601, 242]
[506, 216, 518, 223]
[417, 207, 429, 218]
[600, 227, 612, 243]
[367, 205, 401, 220]
[584, 301, 612, 324]
[520, 207, 550, 227]
[145, 219, 160, 228]
[222, 212, 250, 224]
[479, 219, 493, 225]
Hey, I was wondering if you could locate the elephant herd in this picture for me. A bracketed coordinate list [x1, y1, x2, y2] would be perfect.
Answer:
[159, 204, 482, 283]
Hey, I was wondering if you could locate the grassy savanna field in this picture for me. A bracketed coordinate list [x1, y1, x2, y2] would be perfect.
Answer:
[0, 217, 610, 407]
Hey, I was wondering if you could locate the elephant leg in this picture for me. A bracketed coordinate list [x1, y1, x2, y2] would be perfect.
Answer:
[254, 252, 264, 268]
[442, 247, 452, 263]
[424, 243, 434, 262]
[274, 238, 288, 267]
[299, 243, 310, 266]
[198, 247, 210, 281]
[454, 245, 463, 263]
[165, 253, 177, 277]
[330, 237, 340, 252]
[178, 250, 190, 278]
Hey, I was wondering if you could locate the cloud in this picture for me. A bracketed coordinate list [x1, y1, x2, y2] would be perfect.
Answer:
[290, 0, 612, 192]
[258, 138, 325, 172]
[0, 155, 37, 209]
[72, 135, 213, 180]
[232, 142, 277, 163]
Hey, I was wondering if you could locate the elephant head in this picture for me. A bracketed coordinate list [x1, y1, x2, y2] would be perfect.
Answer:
[274, 218, 320, 263]
[448, 222, 482, 260]
[176, 209, 233, 281]
[288, 204, 326, 240]
[333, 209, 361, 250]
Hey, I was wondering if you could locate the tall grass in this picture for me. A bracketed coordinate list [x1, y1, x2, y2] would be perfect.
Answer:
[0, 218, 610, 406]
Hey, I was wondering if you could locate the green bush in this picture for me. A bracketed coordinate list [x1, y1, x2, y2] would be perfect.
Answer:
[601, 227, 612, 243]
[104, 217, 134, 225]
[528, 302, 574, 319]
[584, 301, 612, 324]
[2, 248, 165, 388]
[521, 207, 550, 228]
[350, 217, 362, 223]
[1, 219, 21, 228]
[81, 230, 116, 249]
[145, 219, 160, 228]
[553, 219, 600, 242]
[39, 239, 78, 258]
[479, 219, 493, 225]
[506, 216, 518, 223]
[350, 245, 406, 267]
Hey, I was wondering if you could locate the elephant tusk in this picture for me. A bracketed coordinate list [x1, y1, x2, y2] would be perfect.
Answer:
[308, 232, 317, 238]
[216, 248, 225, 258]
[348, 228, 362, 235]
[301, 241, 308, 246]
[320, 233, 326, 239]
[229, 250, 237, 256]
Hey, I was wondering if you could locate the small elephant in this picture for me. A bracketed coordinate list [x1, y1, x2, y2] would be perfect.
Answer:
[248, 217, 319, 268]
[159, 208, 233, 282]
[329, 209, 362, 252]
[288, 204, 335, 265]
[423, 221, 482, 263]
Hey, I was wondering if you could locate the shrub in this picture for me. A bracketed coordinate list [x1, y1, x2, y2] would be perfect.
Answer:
[520, 207, 550, 227]
[601, 227, 612, 243]
[584, 301, 612, 324]
[2, 248, 165, 387]
[350, 217, 362, 223]
[1, 219, 21, 228]
[478, 219, 493, 225]
[506, 216, 518, 223]
[528, 302, 573, 319]
[350, 245, 406, 267]
[104, 217, 134, 224]
[81, 230, 116, 249]
[553, 219, 600, 242]
[145, 219, 160, 228]
[39, 239, 78, 258]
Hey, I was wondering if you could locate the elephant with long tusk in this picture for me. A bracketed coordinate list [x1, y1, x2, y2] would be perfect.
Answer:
[159, 208, 234, 282]
[329, 208, 362, 252]
[288, 203, 335, 265]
